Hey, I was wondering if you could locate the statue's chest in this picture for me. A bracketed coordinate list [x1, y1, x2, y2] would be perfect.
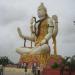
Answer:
[35, 19, 48, 44]
[39, 19, 48, 34]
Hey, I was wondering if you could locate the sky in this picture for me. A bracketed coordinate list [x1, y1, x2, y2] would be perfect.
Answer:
[0, 0, 75, 63]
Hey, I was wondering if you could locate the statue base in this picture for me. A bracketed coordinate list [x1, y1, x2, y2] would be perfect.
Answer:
[19, 53, 63, 68]
[19, 53, 50, 68]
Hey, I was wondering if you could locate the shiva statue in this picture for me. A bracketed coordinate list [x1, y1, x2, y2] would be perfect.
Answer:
[16, 3, 58, 67]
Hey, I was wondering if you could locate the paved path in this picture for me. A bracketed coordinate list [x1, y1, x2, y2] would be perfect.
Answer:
[3, 67, 34, 75]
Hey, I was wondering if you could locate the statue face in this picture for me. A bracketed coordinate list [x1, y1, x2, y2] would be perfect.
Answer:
[37, 8, 46, 19]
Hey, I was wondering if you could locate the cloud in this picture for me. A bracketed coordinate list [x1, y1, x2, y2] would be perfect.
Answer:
[0, 0, 32, 25]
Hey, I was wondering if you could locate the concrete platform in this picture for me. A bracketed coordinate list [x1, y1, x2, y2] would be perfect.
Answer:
[4, 67, 33, 75]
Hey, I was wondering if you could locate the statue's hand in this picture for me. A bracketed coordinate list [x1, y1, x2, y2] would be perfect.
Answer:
[30, 16, 35, 24]
[40, 39, 46, 45]
[36, 43, 41, 47]
[17, 27, 23, 38]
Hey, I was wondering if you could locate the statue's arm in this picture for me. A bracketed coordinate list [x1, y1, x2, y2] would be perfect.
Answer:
[52, 15, 58, 37]
[40, 18, 54, 45]
[17, 27, 35, 42]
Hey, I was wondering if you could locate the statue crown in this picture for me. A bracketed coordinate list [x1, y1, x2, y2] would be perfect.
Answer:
[38, 3, 47, 11]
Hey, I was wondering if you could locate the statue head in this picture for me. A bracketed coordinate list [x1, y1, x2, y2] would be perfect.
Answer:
[37, 3, 48, 19]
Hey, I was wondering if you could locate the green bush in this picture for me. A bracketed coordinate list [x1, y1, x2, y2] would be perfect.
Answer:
[51, 62, 59, 69]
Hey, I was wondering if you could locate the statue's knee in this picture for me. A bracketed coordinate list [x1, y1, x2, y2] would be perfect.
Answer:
[41, 44, 49, 51]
